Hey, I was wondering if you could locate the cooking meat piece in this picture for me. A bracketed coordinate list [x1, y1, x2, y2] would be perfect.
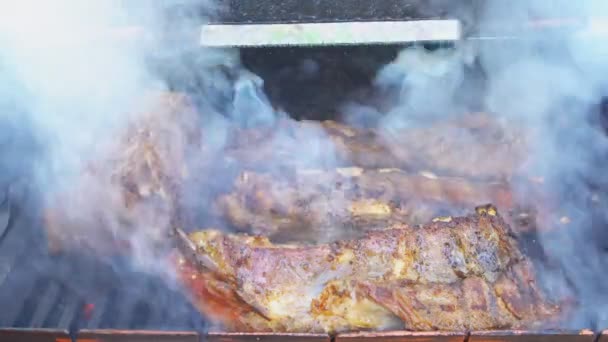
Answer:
[371, 113, 527, 180]
[44, 91, 204, 255]
[222, 112, 526, 180]
[174, 205, 561, 333]
[222, 118, 342, 173]
[216, 168, 513, 243]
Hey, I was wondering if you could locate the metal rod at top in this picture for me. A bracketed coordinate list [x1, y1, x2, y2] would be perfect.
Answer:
[199, 20, 463, 47]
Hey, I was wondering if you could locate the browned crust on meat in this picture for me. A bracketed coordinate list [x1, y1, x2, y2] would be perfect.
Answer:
[217, 169, 513, 242]
[175, 207, 561, 333]
[222, 113, 526, 180]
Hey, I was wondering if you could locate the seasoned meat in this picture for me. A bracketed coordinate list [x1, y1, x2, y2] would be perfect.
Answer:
[42, 100, 530, 257]
[222, 112, 525, 180]
[174, 205, 561, 333]
[44, 92, 203, 255]
[370, 113, 526, 180]
[216, 168, 513, 243]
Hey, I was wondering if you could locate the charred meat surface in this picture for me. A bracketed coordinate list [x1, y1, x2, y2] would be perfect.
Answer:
[174, 206, 560, 333]
[217, 168, 513, 243]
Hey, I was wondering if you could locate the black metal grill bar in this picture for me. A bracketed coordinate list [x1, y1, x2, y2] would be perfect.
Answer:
[0, 222, 28, 288]
[0, 274, 35, 327]
[115, 295, 139, 328]
[56, 295, 79, 330]
[29, 283, 60, 328]
[142, 288, 163, 325]
[203, 0, 475, 24]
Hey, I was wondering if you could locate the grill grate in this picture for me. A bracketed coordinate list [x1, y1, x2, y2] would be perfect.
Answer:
[0, 191, 606, 342]
[0, 194, 205, 337]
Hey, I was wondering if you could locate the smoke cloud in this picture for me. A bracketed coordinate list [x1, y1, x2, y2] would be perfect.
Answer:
[3, 0, 608, 332]
[478, 0, 608, 330]
[340, 0, 608, 330]
[0, 1, 159, 185]
[0, 0, 249, 328]
[0, 1, 339, 330]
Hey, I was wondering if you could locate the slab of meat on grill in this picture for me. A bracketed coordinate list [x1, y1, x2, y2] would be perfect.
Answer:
[174, 205, 561, 333]
[43, 91, 205, 255]
[223, 112, 526, 180]
[41, 92, 529, 255]
[217, 168, 514, 242]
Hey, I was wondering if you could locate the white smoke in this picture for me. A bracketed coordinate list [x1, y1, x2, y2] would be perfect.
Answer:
[4, 0, 608, 331]
[342, 0, 608, 330]
[0, 0, 228, 282]
[474, 0, 608, 329]
[0, 0, 313, 276]
[0, 1, 162, 184]
[0, 0, 263, 330]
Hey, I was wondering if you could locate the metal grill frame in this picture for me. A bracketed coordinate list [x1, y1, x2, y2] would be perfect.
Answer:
[0, 329, 600, 342]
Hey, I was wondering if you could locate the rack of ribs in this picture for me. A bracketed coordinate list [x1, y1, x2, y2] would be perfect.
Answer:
[43, 91, 204, 255]
[174, 205, 561, 334]
[222, 112, 526, 180]
[217, 168, 514, 243]
[42, 93, 531, 256]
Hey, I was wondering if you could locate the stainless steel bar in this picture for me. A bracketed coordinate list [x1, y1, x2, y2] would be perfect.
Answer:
[199, 20, 462, 47]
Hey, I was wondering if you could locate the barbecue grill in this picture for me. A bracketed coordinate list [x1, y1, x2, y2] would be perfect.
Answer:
[0, 199, 600, 342]
[1, 163, 599, 342]
[1, 0, 607, 341]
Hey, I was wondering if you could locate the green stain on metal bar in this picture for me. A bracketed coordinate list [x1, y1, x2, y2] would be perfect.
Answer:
[266, 26, 357, 45]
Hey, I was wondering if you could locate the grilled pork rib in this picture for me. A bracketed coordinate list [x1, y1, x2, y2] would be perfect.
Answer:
[175, 205, 560, 333]
[223, 113, 525, 179]
[217, 168, 513, 242]
[43, 92, 529, 257]
[44, 92, 203, 255]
